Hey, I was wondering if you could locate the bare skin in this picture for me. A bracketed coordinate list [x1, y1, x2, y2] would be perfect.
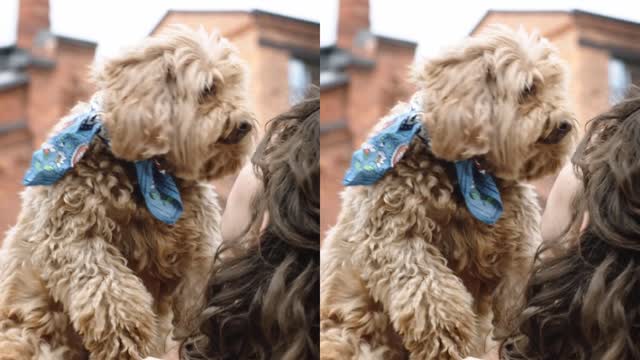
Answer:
[221, 163, 263, 243]
[541, 163, 582, 243]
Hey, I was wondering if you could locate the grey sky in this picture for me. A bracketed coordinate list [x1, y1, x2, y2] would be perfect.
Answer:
[320, 0, 640, 58]
[0, 0, 324, 58]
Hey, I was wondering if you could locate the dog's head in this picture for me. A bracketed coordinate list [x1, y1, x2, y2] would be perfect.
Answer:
[412, 25, 577, 181]
[93, 25, 256, 181]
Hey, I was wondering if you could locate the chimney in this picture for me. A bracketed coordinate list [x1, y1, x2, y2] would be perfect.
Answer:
[337, 0, 370, 50]
[17, 0, 50, 50]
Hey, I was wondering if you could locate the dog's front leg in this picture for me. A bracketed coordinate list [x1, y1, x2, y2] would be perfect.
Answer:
[358, 237, 478, 360]
[170, 239, 216, 340]
[35, 235, 159, 360]
[168, 185, 220, 341]
[492, 190, 541, 339]
[491, 242, 536, 339]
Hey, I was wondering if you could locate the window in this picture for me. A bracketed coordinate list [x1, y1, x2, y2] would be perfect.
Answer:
[288, 57, 319, 104]
[609, 57, 640, 104]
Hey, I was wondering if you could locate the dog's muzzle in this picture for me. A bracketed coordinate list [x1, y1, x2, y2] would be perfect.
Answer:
[220, 121, 253, 144]
[539, 121, 572, 145]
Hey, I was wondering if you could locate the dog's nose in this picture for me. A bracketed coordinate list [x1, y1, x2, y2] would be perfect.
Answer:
[540, 121, 572, 144]
[221, 121, 253, 144]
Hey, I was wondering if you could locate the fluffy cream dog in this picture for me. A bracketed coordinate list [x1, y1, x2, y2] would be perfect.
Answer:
[0, 26, 255, 360]
[320, 26, 577, 359]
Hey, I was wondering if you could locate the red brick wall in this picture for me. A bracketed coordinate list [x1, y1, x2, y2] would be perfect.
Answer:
[56, 43, 95, 111]
[343, 42, 415, 147]
[320, 129, 351, 237]
[320, 86, 347, 124]
[0, 86, 28, 124]
[23, 42, 95, 147]
[0, 130, 31, 234]
[375, 41, 415, 106]
[320, 86, 349, 236]
[255, 46, 290, 123]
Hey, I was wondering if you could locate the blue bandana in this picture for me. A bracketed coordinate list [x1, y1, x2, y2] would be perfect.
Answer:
[343, 109, 503, 225]
[23, 106, 183, 225]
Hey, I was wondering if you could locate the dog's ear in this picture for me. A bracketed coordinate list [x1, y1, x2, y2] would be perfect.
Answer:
[410, 40, 496, 162]
[91, 40, 175, 161]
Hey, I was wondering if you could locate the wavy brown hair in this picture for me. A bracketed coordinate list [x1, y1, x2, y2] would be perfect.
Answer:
[501, 96, 640, 359]
[180, 91, 319, 360]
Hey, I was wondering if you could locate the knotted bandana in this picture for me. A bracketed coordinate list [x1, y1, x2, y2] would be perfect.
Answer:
[23, 104, 183, 225]
[343, 109, 503, 225]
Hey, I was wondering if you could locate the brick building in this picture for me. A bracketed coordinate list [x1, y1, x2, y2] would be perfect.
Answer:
[0, 0, 96, 234]
[320, 7, 640, 236]
[320, 0, 416, 235]
[0, 2, 319, 234]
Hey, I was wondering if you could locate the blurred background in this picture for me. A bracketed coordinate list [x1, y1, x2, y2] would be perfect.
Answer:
[0, 0, 319, 233]
[320, 0, 640, 236]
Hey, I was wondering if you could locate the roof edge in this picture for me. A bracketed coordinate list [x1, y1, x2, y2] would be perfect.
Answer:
[0, 45, 17, 53]
[55, 34, 97, 48]
[572, 9, 640, 28]
[470, 9, 640, 35]
[0, 75, 29, 92]
[320, 45, 336, 53]
[251, 9, 319, 27]
[470, 10, 571, 34]
[0, 120, 28, 135]
[320, 120, 348, 134]
[150, 8, 318, 35]
[320, 75, 349, 91]
[375, 34, 417, 48]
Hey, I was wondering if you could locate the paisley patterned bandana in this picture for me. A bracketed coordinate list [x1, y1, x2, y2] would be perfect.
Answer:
[23, 102, 183, 225]
[343, 109, 503, 225]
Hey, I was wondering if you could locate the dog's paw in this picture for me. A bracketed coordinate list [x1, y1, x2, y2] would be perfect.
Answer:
[0, 327, 37, 360]
[409, 335, 475, 360]
[88, 341, 148, 360]
[87, 323, 159, 360]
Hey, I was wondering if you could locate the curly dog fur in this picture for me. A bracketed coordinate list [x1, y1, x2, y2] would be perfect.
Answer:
[320, 26, 577, 359]
[0, 26, 255, 360]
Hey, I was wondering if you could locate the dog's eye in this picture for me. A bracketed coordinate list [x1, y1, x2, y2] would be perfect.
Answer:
[201, 84, 216, 101]
[522, 83, 537, 99]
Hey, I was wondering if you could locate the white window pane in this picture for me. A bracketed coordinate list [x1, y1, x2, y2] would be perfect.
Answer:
[289, 57, 311, 104]
[609, 57, 631, 104]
